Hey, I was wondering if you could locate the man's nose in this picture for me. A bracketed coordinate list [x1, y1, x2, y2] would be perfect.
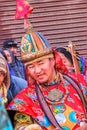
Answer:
[34, 65, 41, 73]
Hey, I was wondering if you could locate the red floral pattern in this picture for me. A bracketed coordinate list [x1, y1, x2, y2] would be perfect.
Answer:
[7, 73, 87, 130]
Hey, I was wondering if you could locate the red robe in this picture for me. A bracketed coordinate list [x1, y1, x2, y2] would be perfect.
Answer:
[7, 73, 87, 130]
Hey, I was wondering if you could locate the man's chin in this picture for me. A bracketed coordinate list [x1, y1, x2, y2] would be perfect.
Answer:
[37, 79, 47, 84]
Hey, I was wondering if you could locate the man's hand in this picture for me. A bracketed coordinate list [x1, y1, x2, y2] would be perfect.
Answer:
[76, 122, 87, 130]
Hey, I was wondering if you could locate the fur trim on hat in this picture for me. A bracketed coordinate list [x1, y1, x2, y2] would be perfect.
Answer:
[22, 49, 53, 65]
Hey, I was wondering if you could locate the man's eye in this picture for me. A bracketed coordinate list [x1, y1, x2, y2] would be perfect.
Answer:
[28, 66, 34, 69]
[38, 62, 44, 65]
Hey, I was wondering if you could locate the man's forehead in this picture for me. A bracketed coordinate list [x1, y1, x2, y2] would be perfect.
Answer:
[27, 58, 49, 66]
[28, 59, 44, 65]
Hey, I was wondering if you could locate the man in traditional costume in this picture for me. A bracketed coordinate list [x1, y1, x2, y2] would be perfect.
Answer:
[7, 30, 87, 130]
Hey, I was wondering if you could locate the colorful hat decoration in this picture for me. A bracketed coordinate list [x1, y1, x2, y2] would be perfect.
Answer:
[21, 31, 53, 65]
[15, 0, 33, 20]
[15, 0, 33, 33]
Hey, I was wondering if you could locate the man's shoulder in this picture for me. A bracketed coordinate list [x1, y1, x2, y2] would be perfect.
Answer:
[7, 85, 36, 113]
[67, 72, 87, 84]
[68, 72, 83, 78]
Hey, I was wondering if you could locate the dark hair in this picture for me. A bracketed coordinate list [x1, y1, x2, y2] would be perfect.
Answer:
[0, 48, 7, 61]
[56, 47, 73, 65]
[2, 48, 15, 63]
[3, 39, 17, 49]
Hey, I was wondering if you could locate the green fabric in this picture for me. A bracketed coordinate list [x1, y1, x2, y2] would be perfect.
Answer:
[0, 97, 13, 130]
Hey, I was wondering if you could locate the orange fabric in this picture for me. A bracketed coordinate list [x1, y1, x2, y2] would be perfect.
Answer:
[31, 32, 44, 50]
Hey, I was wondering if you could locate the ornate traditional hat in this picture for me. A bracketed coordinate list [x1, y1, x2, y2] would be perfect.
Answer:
[21, 31, 53, 65]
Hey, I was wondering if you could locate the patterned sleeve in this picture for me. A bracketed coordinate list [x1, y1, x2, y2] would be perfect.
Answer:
[69, 73, 87, 102]
[81, 75, 87, 102]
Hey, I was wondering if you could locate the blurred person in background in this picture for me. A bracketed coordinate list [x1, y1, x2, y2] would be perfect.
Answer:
[0, 49, 27, 103]
[0, 53, 10, 106]
[56, 47, 74, 72]
[3, 39, 26, 80]
[56, 47, 87, 77]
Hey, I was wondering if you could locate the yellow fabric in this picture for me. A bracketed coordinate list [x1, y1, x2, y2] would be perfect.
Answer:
[61, 105, 76, 129]
[14, 112, 34, 130]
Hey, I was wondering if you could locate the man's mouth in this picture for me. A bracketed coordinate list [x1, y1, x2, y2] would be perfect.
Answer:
[37, 74, 45, 79]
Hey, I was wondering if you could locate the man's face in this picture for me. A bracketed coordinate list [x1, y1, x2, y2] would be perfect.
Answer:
[27, 58, 55, 84]
[9, 47, 17, 56]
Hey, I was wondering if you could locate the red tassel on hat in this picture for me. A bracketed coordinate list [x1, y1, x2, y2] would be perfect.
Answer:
[52, 48, 68, 74]
[15, 0, 33, 20]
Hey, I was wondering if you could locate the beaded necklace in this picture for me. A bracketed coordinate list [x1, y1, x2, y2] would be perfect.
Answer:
[46, 85, 69, 105]
[40, 73, 69, 105]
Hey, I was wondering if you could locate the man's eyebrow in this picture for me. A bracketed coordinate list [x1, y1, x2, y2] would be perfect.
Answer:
[38, 60, 42, 63]
[38, 60, 43, 62]
[28, 64, 33, 66]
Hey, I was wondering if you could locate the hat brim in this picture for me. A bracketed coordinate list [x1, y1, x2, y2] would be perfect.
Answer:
[22, 49, 54, 65]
